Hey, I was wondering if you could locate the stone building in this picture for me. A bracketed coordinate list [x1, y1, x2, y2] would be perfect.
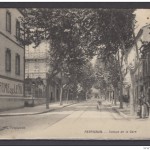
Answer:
[0, 8, 25, 110]
[25, 41, 60, 102]
[25, 41, 49, 79]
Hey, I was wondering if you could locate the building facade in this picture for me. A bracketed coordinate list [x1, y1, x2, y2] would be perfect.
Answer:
[124, 24, 150, 115]
[25, 41, 60, 102]
[25, 41, 49, 79]
[0, 8, 25, 110]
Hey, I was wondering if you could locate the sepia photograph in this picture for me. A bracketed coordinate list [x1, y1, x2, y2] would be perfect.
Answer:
[0, 2, 150, 143]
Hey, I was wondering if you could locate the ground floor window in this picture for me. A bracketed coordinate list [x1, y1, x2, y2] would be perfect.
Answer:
[15, 53, 20, 75]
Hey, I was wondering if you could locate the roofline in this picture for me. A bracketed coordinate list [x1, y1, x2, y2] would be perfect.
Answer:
[17, 8, 25, 17]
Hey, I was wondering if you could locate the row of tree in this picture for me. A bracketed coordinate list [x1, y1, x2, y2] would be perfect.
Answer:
[22, 8, 137, 107]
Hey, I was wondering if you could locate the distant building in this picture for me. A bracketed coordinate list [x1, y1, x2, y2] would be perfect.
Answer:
[25, 41, 60, 102]
[0, 8, 25, 110]
[25, 41, 49, 79]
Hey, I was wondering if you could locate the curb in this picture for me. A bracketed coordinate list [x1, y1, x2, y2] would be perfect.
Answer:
[112, 107, 137, 119]
[0, 102, 78, 117]
[0, 109, 55, 117]
[112, 107, 130, 119]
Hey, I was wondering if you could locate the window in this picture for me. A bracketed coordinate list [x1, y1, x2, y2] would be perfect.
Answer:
[15, 54, 20, 75]
[5, 49, 11, 72]
[16, 20, 20, 40]
[6, 11, 11, 33]
[34, 60, 39, 72]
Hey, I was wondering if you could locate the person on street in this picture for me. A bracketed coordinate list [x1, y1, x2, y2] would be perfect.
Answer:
[137, 97, 142, 118]
[139, 95, 149, 119]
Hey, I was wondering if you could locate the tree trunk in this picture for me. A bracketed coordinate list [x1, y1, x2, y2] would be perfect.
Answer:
[54, 84, 57, 102]
[46, 78, 49, 109]
[109, 91, 111, 102]
[59, 71, 63, 105]
[117, 51, 123, 109]
[85, 91, 88, 101]
[118, 62, 124, 109]
[119, 74, 124, 109]
[114, 88, 117, 105]
[66, 88, 69, 103]
[132, 26, 139, 60]
[59, 84, 63, 105]
[130, 72, 135, 115]
[116, 88, 119, 105]
[128, 27, 138, 115]
[105, 90, 107, 100]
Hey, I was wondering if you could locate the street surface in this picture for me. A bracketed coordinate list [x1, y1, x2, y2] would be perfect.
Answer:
[0, 99, 150, 140]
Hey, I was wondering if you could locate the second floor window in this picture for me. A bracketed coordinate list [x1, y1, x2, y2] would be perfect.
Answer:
[5, 49, 11, 72]
[15, 54, 20, 75]
[6, 11, 11, 33]
[16, 20, 20, 40]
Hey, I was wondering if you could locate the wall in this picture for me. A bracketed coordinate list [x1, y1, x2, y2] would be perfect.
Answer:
[0, 8, 24, 81]
[0, 8, 25, 111]
[25, 60, 47, 79]
[0, 97, 47, 111]
[0, 97, 24, 111]
[0, 9, 24, 43]
[25, 41, 50, 79]
[0, 34, 24, 81]
[0, 77, 23, 96]
[24, 97, 46, 106]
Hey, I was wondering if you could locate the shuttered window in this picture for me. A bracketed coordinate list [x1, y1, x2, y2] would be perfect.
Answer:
[6, 11, 11, 33]
[15, 54, 20, 75]
[16, 20, 20, 40]
[5, 49, 11, 72]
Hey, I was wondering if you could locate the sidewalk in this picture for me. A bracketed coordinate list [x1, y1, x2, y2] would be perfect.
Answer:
[0, 100, 78, 117]
[111, 102, 137, 119]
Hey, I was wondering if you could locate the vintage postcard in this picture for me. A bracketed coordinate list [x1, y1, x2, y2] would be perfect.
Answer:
[0, 3, 150, 141]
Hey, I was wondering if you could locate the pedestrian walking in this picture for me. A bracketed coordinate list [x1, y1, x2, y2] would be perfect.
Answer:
[97, 100, 102, 111]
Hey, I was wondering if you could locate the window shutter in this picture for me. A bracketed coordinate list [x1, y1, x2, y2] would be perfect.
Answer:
[5, 49, 11, 72]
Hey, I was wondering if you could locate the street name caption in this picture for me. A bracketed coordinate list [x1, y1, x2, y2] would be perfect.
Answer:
[84, 130, 137, 134]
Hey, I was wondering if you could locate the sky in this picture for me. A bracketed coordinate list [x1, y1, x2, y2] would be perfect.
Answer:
[91, 9, 150, 66]
[134, 9, 150, 34]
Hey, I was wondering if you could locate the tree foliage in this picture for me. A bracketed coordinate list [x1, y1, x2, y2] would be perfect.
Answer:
[95, 9, 135, 59]
[21, 8, 136, 103]
[22, 8, 96, 78]
[78, 62, 95, 92]
[93, 9, 136, 108]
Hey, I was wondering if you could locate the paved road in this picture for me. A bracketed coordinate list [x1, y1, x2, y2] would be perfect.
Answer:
[0, 99, 150, 139]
